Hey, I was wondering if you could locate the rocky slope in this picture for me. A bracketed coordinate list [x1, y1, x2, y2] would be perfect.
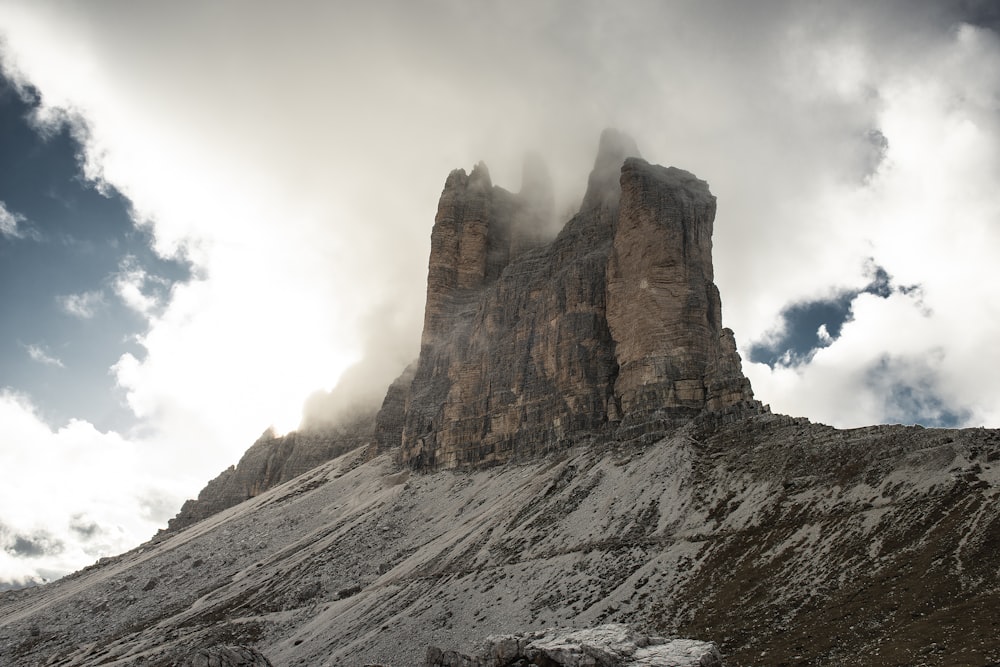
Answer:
[426, 624, 724, 666]
[1, 416, 997, 666]
[1, 132, 998, 667]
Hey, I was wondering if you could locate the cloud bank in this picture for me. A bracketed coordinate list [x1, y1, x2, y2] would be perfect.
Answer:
[0, 0, 998, 583]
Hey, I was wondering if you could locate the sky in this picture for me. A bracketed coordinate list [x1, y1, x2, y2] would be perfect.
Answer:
[0, 0, 998, 588]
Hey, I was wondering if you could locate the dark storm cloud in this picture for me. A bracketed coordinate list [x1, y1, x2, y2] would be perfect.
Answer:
[0, 523, 64, 558]
[68, 514, 101, 540]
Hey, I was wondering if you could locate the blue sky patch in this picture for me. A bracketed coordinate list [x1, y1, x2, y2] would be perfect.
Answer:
[0, 71, 190, 432]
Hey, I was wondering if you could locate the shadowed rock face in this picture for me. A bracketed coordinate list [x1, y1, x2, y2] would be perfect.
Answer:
[395, 130, 759, 469]
[180, 645, 273, 666]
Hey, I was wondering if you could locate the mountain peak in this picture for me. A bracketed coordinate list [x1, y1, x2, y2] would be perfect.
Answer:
[394, 131, 759, 469]
[580, 128, 642, 212]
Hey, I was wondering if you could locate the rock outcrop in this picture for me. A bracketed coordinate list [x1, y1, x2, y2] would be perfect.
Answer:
[10, 130, 998, 667]
[425, 624, 724, 666]
[607, 159, 754, 419]
[392, 130, 759, 469]
[166, 412, 375, 532]
[181, 645, 273, 667]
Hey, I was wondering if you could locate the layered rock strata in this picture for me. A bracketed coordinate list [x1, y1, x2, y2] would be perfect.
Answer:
[394, 130, 758, 469]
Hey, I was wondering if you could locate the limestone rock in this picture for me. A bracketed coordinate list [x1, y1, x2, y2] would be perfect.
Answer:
[399, 152, 619, 468]
[390, 130, 760, 469]
[374, 362, 417, 453]
[607, 158, 755, 418]
[425, 624, 724, 666]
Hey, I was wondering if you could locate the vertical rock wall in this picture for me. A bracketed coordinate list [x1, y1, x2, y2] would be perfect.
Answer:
[387, 130, 760, 469]
[607, 159, 754, 418]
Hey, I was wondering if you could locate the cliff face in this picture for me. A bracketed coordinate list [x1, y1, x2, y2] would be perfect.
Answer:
[167, 129, 761, 525]
[608, 159, 754, 418]
[395, 130, 759, 468]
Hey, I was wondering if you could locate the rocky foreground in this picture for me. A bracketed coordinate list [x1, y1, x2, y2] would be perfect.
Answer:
[1, 412, 997, 665]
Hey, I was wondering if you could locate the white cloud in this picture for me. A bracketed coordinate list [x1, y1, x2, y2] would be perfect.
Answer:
[0, 390, 184, 583]
[58, 290, 105, 319]
[0, 199, 25, 238]
[112, 257, 161, 316]
[24, 343, 64, 368]
[744, 21, 1000, 428]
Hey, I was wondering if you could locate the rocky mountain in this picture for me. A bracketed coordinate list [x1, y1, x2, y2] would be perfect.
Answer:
[1, 132, 998, 667]
[396, 129, 757, 469]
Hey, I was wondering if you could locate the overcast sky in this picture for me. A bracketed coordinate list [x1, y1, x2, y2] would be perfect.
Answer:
[0, 0, 998, 587]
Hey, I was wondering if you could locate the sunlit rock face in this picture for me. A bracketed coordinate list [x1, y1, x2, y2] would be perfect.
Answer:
[393, 130, 761, 469]
[608, 158, 756, 419]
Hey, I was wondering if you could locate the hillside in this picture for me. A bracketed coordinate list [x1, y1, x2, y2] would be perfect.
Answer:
[1, 131, 998, 666]
[1, 415, 997, 665]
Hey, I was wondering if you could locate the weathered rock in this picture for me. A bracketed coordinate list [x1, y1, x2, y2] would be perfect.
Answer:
[392, 130, 760, 469]
[181, 644, 273, 666]
[374, 362, 417, 453]
[607, 159, 755, 419]
[425, 624, 724, 667]
[399, 142, 620, 468]
[3, 411, 1000, 666]
[166, 413, 374, 532]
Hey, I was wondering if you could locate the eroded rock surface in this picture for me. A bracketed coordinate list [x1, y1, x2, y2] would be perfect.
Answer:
[426, 623, 724, 666]
[180, 644, 273, 666]
[395, 130, 760, 469]
[3, 418, 998, 666]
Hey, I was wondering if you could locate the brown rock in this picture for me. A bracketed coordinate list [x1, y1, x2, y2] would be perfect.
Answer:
[391, 130, 760, 469]
[607, 158, 756, 418]
[399, 142, 620, 468]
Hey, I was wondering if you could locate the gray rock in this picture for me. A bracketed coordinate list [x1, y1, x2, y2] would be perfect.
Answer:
[181, 644, 273, 666]
[425, 624, 724, 666]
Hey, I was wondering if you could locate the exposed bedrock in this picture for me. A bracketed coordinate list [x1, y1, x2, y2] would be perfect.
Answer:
[393, 130, 760, 469]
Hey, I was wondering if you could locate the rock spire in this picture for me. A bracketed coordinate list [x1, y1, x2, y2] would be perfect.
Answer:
[387, 130, 760, 469]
